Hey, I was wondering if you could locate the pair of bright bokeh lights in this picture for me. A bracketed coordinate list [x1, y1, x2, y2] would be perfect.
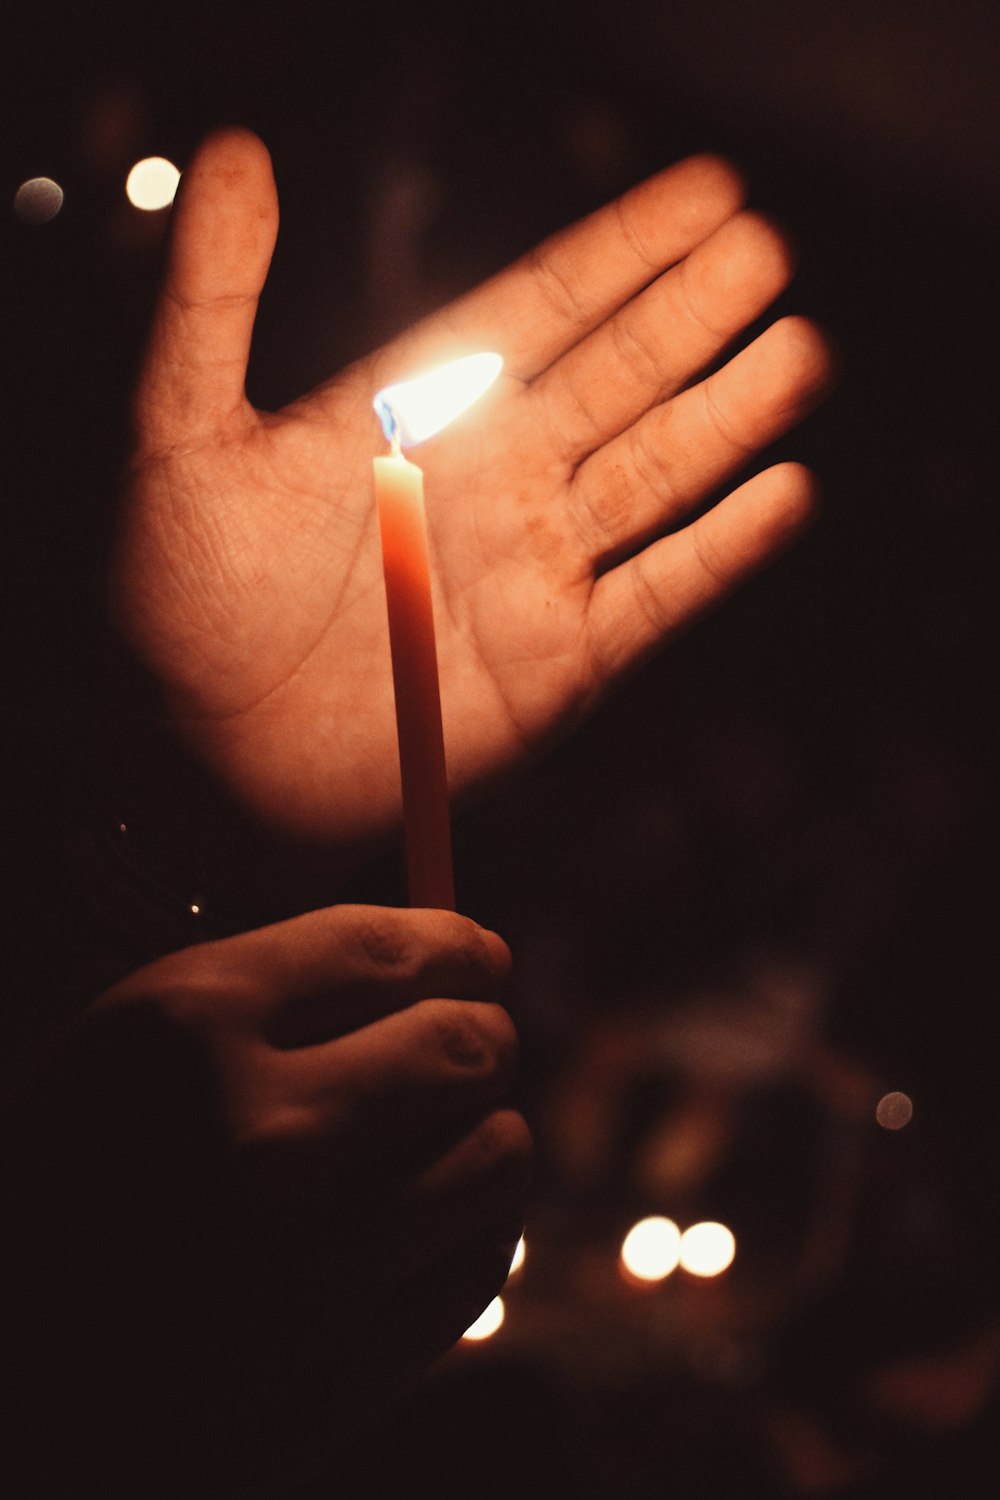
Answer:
[464, 1090, 915, 1341]
[621, 1216, 736, 1282]
[462, 1218, 736, 1344]
[13, 157, 181, 224]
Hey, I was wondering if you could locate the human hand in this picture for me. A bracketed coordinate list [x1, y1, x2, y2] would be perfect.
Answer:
[15, 905, 528, 1496]
[114, 128, 833, 853]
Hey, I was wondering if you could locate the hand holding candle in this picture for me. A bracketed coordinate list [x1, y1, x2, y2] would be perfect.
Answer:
[373, 355, 503, 909]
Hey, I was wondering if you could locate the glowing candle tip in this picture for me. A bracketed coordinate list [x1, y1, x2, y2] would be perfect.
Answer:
[373, 351, 503, 449]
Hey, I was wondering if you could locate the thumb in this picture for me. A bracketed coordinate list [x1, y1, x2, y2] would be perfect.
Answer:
[133, 128, 278, 453]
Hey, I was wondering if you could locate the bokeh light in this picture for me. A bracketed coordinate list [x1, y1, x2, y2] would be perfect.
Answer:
[876, 1090, 914, 1130]
[509, 1235, 526, 1276]
[462, 1296, 505, 1342]
[679, 1222, 736, 1277]
[620, 1216, 682, 1282]
[125, 157, 180, 211]
[13, 177, 64, 224]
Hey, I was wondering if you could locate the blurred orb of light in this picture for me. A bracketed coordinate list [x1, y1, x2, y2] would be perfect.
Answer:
[509, 1235, 526, 1276]
[462, 1296, 505, 1342]
[876, 1091, 913, 1130]
[14, 177, 64, 224]
[620, 1216, 682, 1282]
[679, 1222, 736, 1278]
[126, 157, 180, 211]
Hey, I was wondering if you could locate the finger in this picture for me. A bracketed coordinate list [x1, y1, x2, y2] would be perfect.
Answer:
[531, 210, 796, 464]
[570, 315, 834, 568]
[587, 461, 821, 677]
[245, 904, 512, 1048]
[282, 996, 520, 1156]
[178, 903, 510, 1045]
[364, 153, 746, 393]
[132, 128, 278, 453]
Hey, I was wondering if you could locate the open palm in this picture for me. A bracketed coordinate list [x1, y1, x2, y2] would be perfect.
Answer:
[115, 128, 832, 855]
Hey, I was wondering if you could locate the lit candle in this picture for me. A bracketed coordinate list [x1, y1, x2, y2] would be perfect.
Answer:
[373, 352, 503, 909]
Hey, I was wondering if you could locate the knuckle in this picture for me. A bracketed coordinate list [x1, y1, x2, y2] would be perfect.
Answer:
[689, 515, 736, 588]
[236, 1100, 315, 1147]
[614, 196, 657, 275]
[470, 1107, 534, 1188]
[631, 418, 677, 502]
[610, 307, 664, 388]
[527, 239, 590, 324]
[467, 923, 513, 988]
[344, 905, 417, 976]
[548, 373, 606, 455]
[427, 912, 509, 987]
[703, 379, 754, 457]
[221, 1056, 318, 1145]
[676, 255, 730, 340]
[572, 481, 619, 556]
[425, 999, 518, 1078]
[632, 554, 672, 635]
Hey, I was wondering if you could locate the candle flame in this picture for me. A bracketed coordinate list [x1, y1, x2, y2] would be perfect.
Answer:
[374, 351, 503, 448]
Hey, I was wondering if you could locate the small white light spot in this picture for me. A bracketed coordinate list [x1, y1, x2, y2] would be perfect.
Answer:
[508, 1235, 526, 1276]
[462, 1296, 505, 1342]
[126, 157, 180, 211]
[14, 177, 64, 224]
[679, 1222, 736, 1278]
[876, 1091, 913, 1130]
[620, 1216, 682, 1282]
[189, 903, 201, 916]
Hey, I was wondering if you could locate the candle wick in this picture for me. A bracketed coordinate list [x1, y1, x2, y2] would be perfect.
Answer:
[375, 393, 404, 455]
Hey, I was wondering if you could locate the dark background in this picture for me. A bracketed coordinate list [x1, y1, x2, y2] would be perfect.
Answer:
[3, 2, 997, 1495]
